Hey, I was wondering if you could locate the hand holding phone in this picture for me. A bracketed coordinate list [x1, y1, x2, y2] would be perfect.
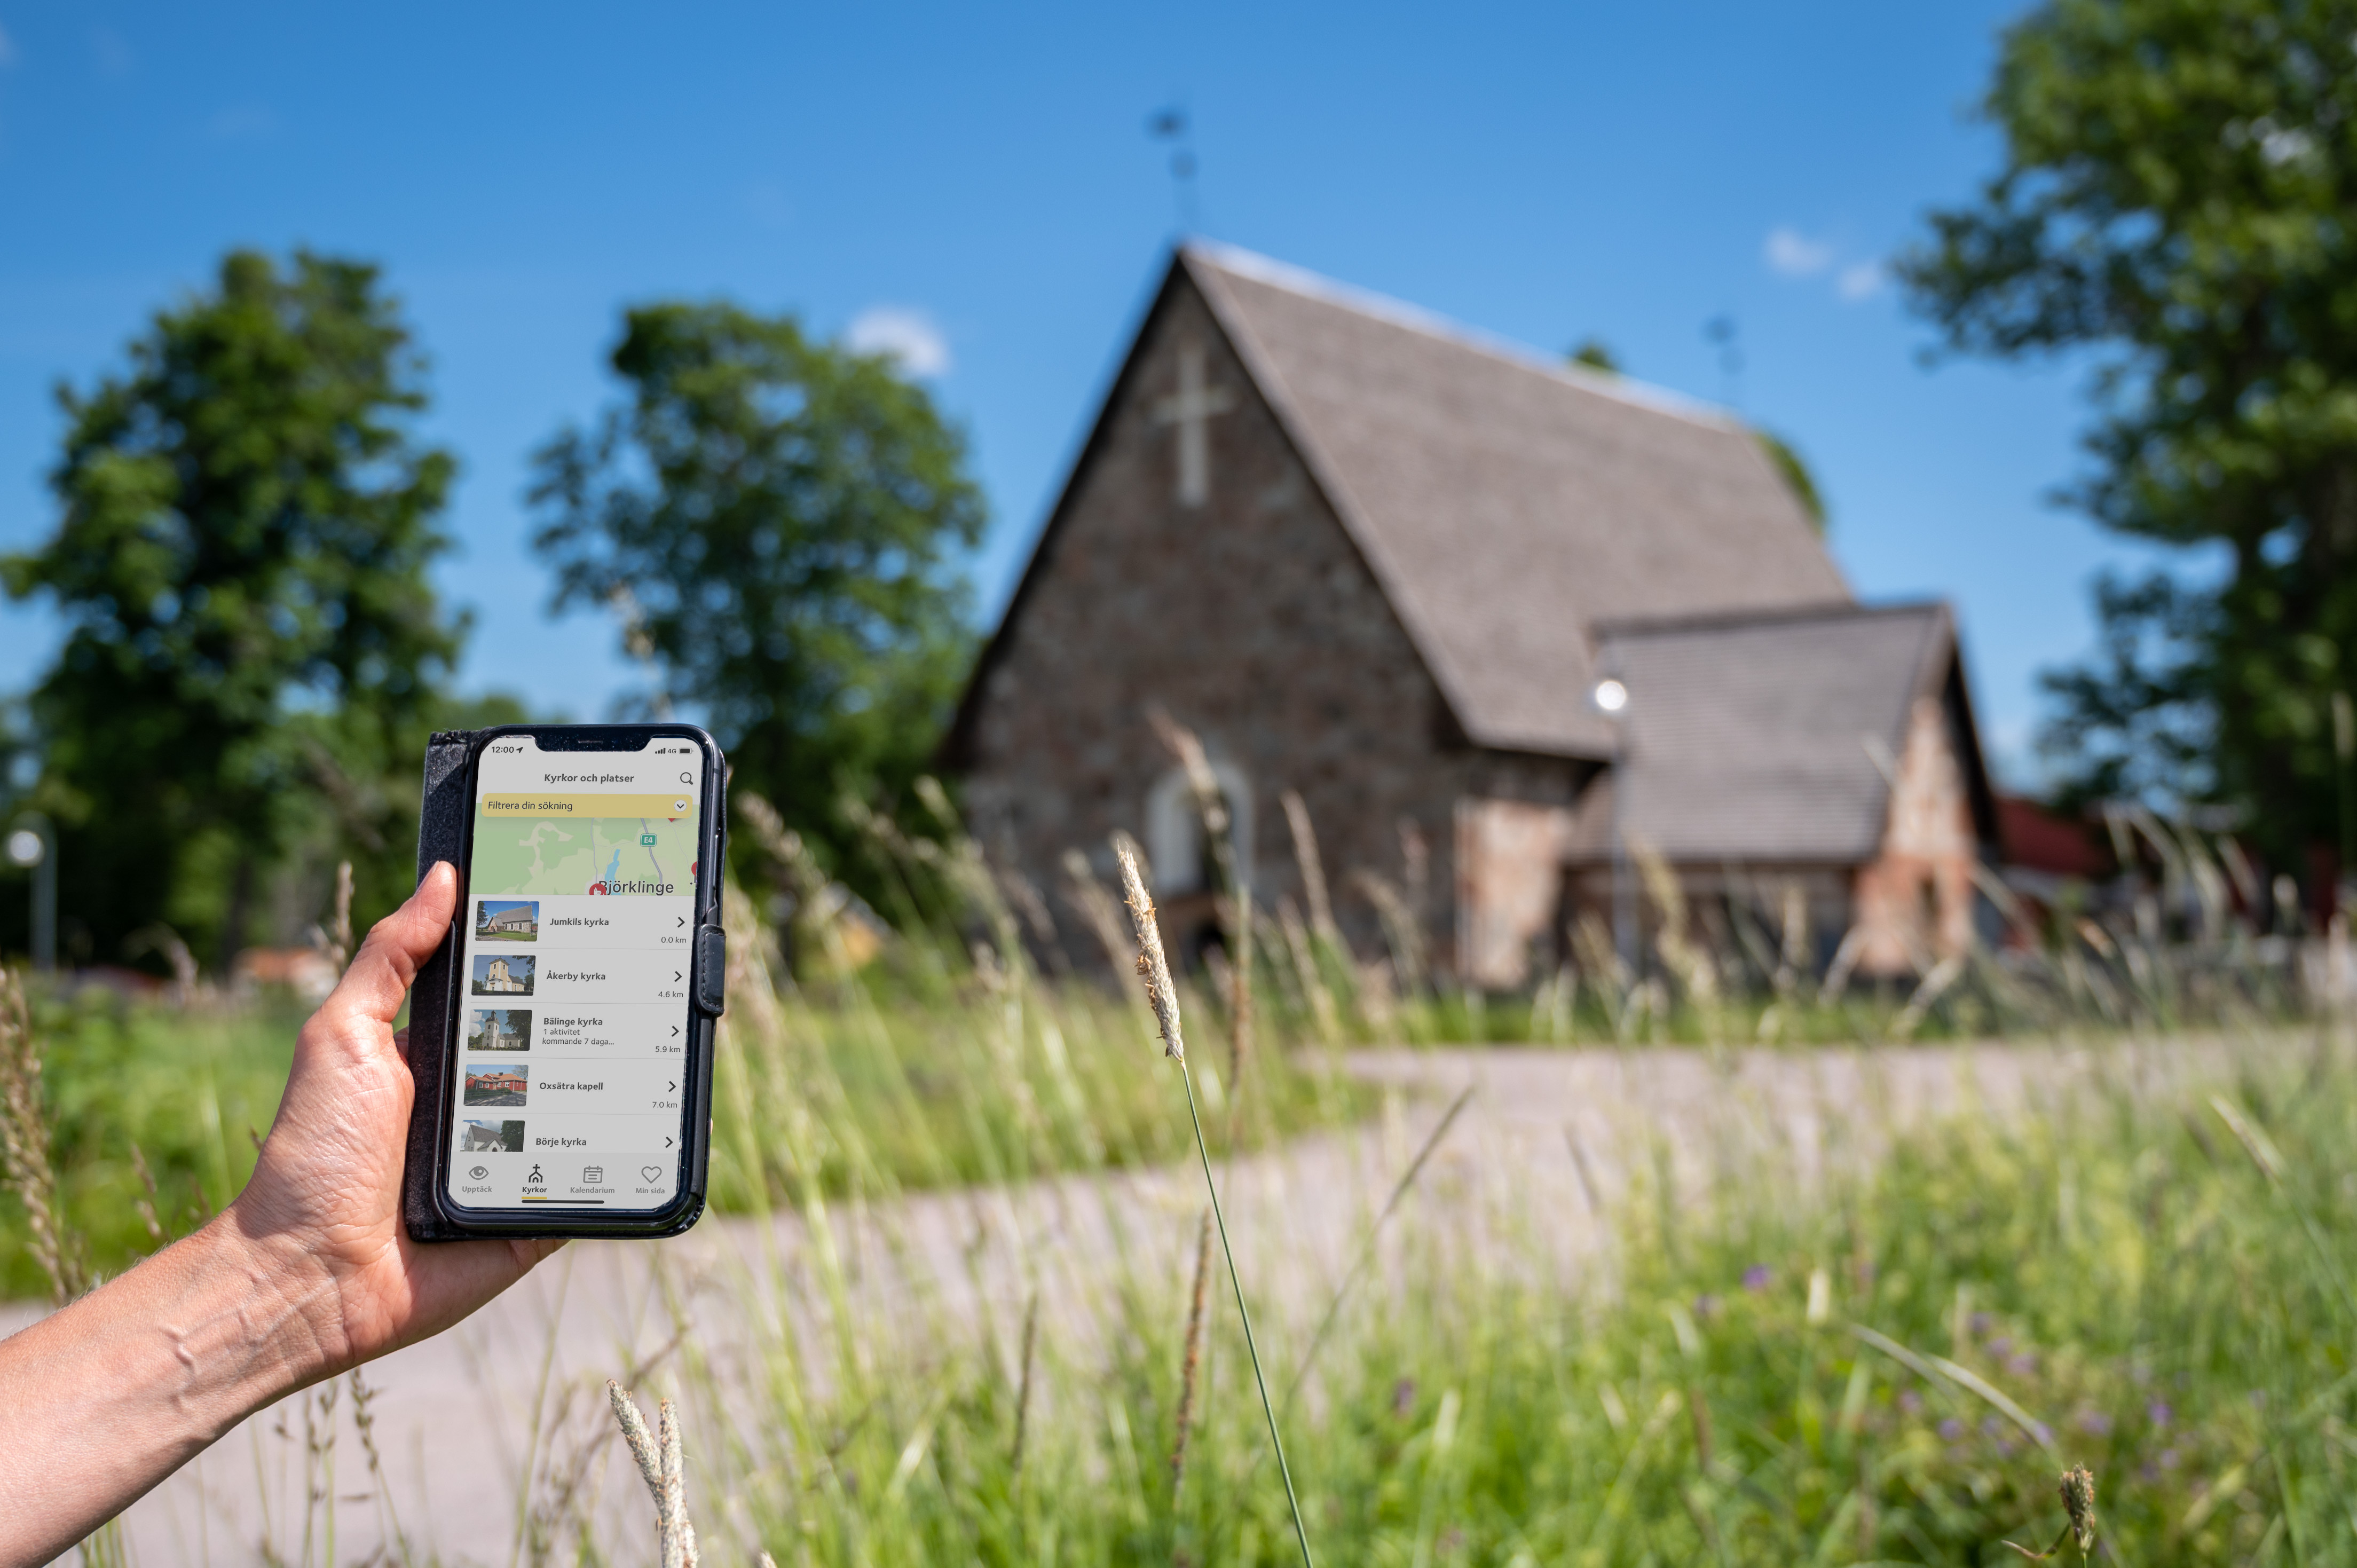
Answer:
[403, 724, 728, 1240]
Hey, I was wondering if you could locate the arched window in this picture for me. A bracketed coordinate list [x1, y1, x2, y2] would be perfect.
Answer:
[1146, 761, 1254, 896]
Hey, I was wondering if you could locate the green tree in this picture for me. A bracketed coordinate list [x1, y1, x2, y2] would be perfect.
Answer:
[2, 250, 462, 966]
[530, 302, 986, 883]
[1568, 336, 1622, 374]
[1756, 430, 1827, 534]
[1899, 0, 2357, 867]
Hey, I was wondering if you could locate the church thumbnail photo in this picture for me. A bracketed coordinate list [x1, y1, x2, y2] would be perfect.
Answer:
[459, 1118, 525, 1153]
[468, 1008, 531, 1052]
[463, 1065, 528, 1107]
[474, 899, 539, 942]
[471, 954, 534, 996]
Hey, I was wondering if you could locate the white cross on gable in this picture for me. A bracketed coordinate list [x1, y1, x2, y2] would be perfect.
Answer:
[1149, 337, 1234, 508]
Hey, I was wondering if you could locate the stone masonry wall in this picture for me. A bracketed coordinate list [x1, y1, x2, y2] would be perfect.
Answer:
[958, 275, 1518, 969]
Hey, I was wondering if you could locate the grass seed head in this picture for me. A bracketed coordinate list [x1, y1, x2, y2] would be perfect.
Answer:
[2059, 1465, 2096, 1553]
[1115, 833, 1186, 1062]
[1172, 1206, 1213, 1497]
[0, 965, 86, 1303]
[2005, 1464, 2097, 1561]
[607, 1380, 663, 1500]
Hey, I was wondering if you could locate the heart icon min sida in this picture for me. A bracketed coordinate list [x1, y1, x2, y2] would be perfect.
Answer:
[641, 1166, 663, 1183]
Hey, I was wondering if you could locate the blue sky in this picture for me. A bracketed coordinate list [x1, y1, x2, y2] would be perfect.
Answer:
[0, 2, 2179, 786]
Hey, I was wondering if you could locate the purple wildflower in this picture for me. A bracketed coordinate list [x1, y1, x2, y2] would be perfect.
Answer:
[1741, 1264, 1772, 1292]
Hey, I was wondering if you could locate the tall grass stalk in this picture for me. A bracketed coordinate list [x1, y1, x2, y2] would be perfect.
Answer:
[1282, 1082, 1474, 1412]
[609, 1380, 701, 1568]
[1117, 837, 1317, 1568]
[0, 962, 83, 1304]
[1170, 1208, 1212, 1499]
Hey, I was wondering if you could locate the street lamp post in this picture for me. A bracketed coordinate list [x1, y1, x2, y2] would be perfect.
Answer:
[1592, 676, 1634, 978]
[6, 815, 55, 973]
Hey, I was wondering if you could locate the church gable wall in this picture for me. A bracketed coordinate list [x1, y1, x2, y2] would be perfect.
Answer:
[1851, 692, 1978, 974]
[960, 277, 1494, 962]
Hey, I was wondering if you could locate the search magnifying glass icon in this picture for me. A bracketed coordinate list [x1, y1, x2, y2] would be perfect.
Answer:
[680, 771, 693, 784]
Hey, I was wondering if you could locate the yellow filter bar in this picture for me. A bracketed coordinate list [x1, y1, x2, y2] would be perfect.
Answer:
[479, 793, 696, 818]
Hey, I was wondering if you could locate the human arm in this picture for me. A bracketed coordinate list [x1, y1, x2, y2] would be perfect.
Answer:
[0, 862, 562, 1564]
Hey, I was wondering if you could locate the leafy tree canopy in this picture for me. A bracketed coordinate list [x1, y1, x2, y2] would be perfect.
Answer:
[2, 249, 463, 965]
[1757, 430, 1827, 534]
[1899, 0, 2357, 864]
[530, 301, 987, 884]
[1568, 337, 1622, 374]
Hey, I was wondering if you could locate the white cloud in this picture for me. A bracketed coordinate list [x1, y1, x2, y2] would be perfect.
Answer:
[1763, 226, 1834, 277]
[846, 305, 950, 378]
[1765, 225, 1887, 304]
[1836, 259, 1885, 300]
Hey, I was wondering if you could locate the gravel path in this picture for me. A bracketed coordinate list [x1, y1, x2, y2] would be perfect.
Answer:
[6, 1033, 2256, 1565]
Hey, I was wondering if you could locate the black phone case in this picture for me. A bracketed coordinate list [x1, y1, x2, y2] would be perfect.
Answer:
[399, 729, 721, 1243]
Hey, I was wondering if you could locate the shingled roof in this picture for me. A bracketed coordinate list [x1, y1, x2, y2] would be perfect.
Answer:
[1566, 602, 1997, 863]
[1183, 244, 1852, 758]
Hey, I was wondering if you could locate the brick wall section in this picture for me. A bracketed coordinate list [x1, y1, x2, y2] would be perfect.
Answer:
[1456, 798, 1578, 988]
[959, 275, 1571, 967]
[1851, 696, 1978, 973]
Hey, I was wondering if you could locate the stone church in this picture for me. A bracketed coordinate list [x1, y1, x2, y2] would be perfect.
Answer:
[944, 245, 1997, 988]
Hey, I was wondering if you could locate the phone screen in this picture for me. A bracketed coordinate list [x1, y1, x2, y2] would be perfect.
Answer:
[444, 734, 705, 1212]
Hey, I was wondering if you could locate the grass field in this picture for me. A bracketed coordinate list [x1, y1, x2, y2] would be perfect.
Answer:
[12, 952, 2356, 1563]
[0, 990, 296, 1300]
[5, 786, 2348, 1563]
[631, 1021, 2356, 1567]
[0, 881, 1367, 1295]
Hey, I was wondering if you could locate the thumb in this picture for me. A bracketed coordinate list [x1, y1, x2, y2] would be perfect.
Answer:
[327, 862, 459, 1030]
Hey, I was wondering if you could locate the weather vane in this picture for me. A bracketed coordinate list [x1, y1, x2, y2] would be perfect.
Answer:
[1148, 103, 1200, 236]
[1705, 313, 1744, 409]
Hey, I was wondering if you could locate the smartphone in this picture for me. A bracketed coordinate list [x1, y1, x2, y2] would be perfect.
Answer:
[422, 723, 726, 1238]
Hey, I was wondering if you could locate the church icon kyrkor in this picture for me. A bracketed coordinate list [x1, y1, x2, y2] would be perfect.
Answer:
[945, 245, 1996, 987]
